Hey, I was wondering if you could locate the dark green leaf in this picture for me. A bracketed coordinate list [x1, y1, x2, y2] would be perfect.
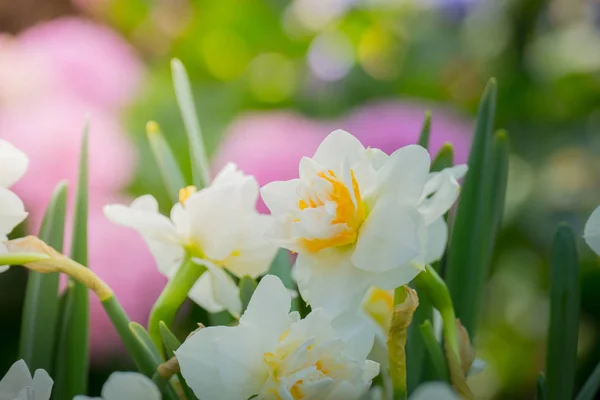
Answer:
[54, 123, 89, 398]
[239, 276, 257, 314]
[417, 111, 431, 149]
[419, 320, 449, 382]
[576, 360, 600, 400]
[546, 224, 580, 400]
[446, 79, 510, 337]
[406, 278, 433, 393]
[430, 144, 454, 173]
[537, 373, 548, 400]
[146, 121, 187, 202]
[20, 181, 68, 373]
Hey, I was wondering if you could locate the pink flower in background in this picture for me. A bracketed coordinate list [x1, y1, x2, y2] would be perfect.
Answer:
[0, 17, 163, 362]
[213, 101, 472, 212]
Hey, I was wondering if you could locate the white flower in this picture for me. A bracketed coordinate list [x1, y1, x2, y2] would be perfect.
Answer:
[261, 130, 466, 314]
[409, 383, 460, 400]
[74, 372, 160, 400]
[0, 359, 52, 400]
[0, 139, 29, 273]
[176, 274, 380, 400]
[104, 163, 278, 316]
[584, 205, 600, 255]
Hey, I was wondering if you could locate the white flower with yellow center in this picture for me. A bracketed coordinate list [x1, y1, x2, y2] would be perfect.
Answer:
[261, 130, 466, 313]
[0, 139, 29, 272]
[0, 359, 52, 400]
[104, 163, 278, 316]
[176, 274, 380, 400]
[74, 372, 160, 400]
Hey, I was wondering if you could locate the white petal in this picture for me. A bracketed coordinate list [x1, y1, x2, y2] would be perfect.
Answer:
[352, 199, 425, 273]
[193, 260, 242, 318]
[185, 184, 243, 261]
[447, 164, 468, 180]
[260, 179, 302, 216]
[0, 139, 28, 188]
[0, 360, 33, 398]
[211, 163, 260, 212]
[170, 203, 191, 239]
[362, 360, 381, 383]
[333, 312, 376, 361]
[584, 205, 600, 256]
[0, 187, 27, 236]
[294, 253, 373, 315]
[176, 325, 267, 400]
[223, 214, 278, 278]
[240, 274, 291, 347]
[424, 217, 448, 264]
[187, 271, 225, 313]
[31, 369, 52, 400]
[418, 171, 460, 225]
[375, 145, 430, 206]
[312, 130, 366, 170]
[100, 372, 160, 400]
[409, 382, 460, 400]
[370, 262, 424, 291]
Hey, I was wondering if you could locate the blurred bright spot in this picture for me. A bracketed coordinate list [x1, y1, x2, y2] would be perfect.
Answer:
[286, 0, 350, 33]
[358, 25, 403, 80]
[201, 30, 250, 81]
[248, 53, 296, 103]
[308, 31, 354, 81]
[504, 155, 534, 222]
[461, 3, 511, 64]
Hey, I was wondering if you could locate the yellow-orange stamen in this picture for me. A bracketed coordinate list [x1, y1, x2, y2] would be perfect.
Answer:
[179, 185, 197, 203]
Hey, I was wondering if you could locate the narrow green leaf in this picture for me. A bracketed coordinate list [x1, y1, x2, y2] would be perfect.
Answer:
[55, 123, 90, 398]
[406, 279, 433, 393]
[537, 373, 548, 400]
[159, 321, 182, 358]
[148, 259, 206, 353]
[158, 322, 198, 400]
[445, 79, 506, 337]
[146, 121, 187, 203]
[130, 322, 164, 365]
[430, 143, 454, 173]
[239, 276, 257, 314]
[419, 320, 449, 382]
[171, 58, 211, 188]
[576, 360, 600, 400]
[20, 181, 68, 372]
[546, 224, 580, 400]
[268, 249, 299, 311]
[417, 111, 432, 149]
[53, 281, 75, 400]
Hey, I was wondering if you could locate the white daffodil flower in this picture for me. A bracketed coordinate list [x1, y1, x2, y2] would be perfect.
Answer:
[0, 359, 52, 400]
[104, 163, 278, 316]
[0, 139, 29, 273]
[584, 205, 600, 256]
[176, 274, 380, 400]
[260, 130, 466, 314]
[74, 372, 160, 400]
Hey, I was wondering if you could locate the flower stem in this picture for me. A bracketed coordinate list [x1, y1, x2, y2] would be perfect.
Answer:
[414, 265, 460, 358]
[148, 258, 206, 353]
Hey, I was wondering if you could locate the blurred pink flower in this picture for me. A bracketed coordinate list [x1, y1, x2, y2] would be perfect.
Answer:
[213, 101, 472, 212]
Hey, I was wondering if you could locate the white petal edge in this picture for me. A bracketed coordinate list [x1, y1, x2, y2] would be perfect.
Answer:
[584, 205, 600, 256]
[312, 130, 366, 170]
[0, 139, 29, 188]
[100, 372, 161, 400]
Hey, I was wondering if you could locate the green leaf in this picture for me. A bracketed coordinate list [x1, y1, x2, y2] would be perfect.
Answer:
[576, 360, 600, 400]
[159, 321, 182, 358]
[53, 281, 75, 399]
[268, 249, 299, 311]
[54, 123, 90, 398]
[146, 121, 187, 203]
[419, 320, 449, 382]
[537, 373, 548, 400]
[171, 58, 211, 188]
[430, 143, 454, 173]
[19, 181, 68, 373]
[546, 224, 580, 400]
[406, 279, 433, 393]
[239, 276, 257, 314]
[148, 258, 206, 353]
[417, 111, 432, 149]
[130, 322, 164, 366]
[158, 322, 198, 400]
[445, 79, 510, 337]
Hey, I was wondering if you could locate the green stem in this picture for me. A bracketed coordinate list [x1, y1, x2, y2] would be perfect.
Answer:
[148, 259, 206, 352]
[414, 266, 460, 358]
[391, 286, 408, 400]
[0, 253, 49, 265]
[420, 320, 450, 382]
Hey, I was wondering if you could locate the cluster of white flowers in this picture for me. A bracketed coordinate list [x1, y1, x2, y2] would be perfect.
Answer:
[0, 130, 472, 399]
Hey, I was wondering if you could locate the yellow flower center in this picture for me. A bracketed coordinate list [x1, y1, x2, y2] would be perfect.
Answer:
[363, 288, 394, 333]
[299, 169, 366, 253]
[178, 185, 197, 203]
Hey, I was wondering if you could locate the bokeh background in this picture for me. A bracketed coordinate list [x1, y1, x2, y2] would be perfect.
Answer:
[1, 0, 600, 398]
